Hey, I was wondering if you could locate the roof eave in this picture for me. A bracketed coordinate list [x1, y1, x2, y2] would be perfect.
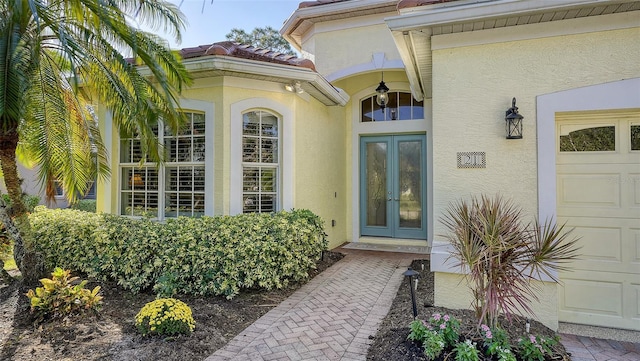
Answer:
[390, 30, 426, 101]
[173, 56, 349, 106]
[386, 0, 631, 32]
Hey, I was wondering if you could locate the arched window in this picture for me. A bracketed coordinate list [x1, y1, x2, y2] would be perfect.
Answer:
[242, 110, 279, 213]
[361, 91, 424, 122]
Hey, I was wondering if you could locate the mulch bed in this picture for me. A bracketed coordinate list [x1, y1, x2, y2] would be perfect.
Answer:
[367, 259, 569, 361]
[0, 251, 343, 361]
[1, 254, 569, 360]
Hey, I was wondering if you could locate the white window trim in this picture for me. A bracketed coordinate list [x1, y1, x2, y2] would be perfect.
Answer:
[114, 98, 214, 219]
[536, 77, 640, 227]
[350, 83, 432, 244]
[230, 98, 293, 215]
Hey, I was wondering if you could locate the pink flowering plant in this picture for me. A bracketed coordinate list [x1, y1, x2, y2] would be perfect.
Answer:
[480, 324, 516, 361]
[480, 324, 507, 354]
[517, 334, 558, 361]
[408, 319, 431, 344]
[428, 313, 460, 347]
[408, 320, 445, 361]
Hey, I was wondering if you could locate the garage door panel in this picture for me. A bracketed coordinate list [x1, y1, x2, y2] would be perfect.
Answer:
[567, 225, 621, 263]
[632, 283, 640, 321]
[557, 174, 619, 207]
[559, 218, 639, 274]
[633, 228, 640, 265]
[556, 111, 640, 331]
[633, 173, 640, 206]
[559, 271, 639, 330]
[559, 278, 623, 316]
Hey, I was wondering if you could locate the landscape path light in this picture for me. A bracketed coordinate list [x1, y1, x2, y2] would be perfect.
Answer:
[403, 267, 419, 319]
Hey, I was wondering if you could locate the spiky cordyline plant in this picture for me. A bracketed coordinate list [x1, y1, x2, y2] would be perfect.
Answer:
[441, 195, 580, 329]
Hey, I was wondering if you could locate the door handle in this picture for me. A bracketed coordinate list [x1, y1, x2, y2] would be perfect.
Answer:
[387, 198, 392, 201]
[394, 198, 399, 201]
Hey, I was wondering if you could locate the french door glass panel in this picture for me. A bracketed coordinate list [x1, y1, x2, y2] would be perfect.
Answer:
[361, 135, 426, 239]
[397, 140, 422, 229]
[365, 141, 388, 227]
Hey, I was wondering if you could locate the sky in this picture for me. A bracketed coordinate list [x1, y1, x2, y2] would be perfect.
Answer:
[156, 0, 303, 50]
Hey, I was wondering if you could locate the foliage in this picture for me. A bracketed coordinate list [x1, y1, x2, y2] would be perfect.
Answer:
[0, 0, 191, 285]
[496, 347, 517, 361]
[421, 331, 446, 361]
[0, 195, 41, 213]
[69, 200, 97, 213]
[408, 319, 431, 343]
[559, 126, 614, 151]
[408, 315, 460, 360]
[454, 340, 479, 361]
[429, 313, 460, 347]
[25, 267, 102, 321]
[440, 195, 580, 328]
[480, 324, 510, 356]
[0, 194, 40, 267]
[30, 207, 327, 298]
[517, 334, 558, 361]
[135, 298, 195, 336]
[408, 317, 558, 361]
[226, 26, 296, 55]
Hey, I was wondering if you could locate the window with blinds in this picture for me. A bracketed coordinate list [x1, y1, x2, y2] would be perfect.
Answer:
[242, 110, 279, 213]
[119, 112, 205, 219]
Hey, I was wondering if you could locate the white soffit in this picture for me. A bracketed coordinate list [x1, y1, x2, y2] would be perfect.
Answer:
[386, 0, 640, 100]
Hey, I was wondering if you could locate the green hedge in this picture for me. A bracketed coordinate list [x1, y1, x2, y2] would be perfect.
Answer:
[30, 207, 327, 298]
[69, 199, 97, 213]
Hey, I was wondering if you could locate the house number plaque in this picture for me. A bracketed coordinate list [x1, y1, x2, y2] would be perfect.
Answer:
[457, 152, 486, 168]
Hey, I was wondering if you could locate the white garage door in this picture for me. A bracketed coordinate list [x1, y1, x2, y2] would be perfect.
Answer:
[556, 110, 640, 331]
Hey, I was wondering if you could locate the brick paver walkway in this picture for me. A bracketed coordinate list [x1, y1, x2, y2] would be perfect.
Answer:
[205, 248, 415, 361]
[560, 334, 640, 361]
[204, 247, 639, 361]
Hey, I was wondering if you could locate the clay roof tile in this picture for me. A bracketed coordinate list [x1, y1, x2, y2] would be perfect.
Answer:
[174, 41, 315, 71]
[397, 0, 460, 10]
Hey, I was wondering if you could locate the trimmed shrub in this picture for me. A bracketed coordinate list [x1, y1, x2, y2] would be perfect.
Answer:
[135, 298, 195, 336]
[69, 199, 97, 213]
[30, 207, 327, 298]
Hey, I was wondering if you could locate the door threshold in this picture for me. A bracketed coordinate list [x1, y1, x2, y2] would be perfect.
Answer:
[342, 237, 431, 254]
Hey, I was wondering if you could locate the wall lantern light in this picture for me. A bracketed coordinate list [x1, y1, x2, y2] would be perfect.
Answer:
[403, 267, 419, 319]
[505, 97, 524, 139]
[375, 75, 390, 110]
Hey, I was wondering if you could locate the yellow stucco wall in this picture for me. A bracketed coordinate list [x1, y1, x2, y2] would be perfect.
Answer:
[306, 21, 403, 78]
[430, 24, 640, 330]
[431, 26, 640, 227]
[98, 75, 348, 248]
[435, 273, 559, 330]
[292, 101, 347, 249]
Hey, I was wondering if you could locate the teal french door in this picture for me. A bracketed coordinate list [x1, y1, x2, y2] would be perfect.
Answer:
[360, 135, 427, 239]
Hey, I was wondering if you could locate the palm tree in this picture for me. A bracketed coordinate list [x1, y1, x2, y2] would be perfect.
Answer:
[0, 0, 192, 284]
